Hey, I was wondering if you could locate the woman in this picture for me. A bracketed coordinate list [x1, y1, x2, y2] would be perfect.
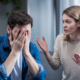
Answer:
[36, 6, 80, 80]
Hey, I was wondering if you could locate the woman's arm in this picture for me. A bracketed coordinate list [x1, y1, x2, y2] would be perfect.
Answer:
[36, 36, 52, 62]
[36, 35, 61, 70]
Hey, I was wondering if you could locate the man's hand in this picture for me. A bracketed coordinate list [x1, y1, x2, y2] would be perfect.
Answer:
[5, 30, 26, 76]
[9, 30, 26, 55]
[22, 30, 39, 75]
[22, 30, 31, 55]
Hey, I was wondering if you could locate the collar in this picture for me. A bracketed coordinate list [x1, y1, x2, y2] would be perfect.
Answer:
[3, 33, 11, 50]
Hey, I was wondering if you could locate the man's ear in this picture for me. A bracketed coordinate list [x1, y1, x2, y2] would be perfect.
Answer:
[78, 20, 80, 28]
[7, 25, 11, 35]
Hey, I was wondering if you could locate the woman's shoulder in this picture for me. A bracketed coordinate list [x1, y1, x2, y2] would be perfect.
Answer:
[56, 33, 64, 41]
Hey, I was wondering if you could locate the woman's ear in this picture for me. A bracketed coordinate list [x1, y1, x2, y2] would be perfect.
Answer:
[7, 25, 11, 35]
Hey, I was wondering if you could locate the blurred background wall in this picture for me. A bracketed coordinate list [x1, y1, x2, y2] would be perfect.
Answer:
[0, 0, 27, 35]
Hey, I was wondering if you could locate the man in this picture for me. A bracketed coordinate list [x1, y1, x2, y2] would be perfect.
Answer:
[0, 11, 46, 80]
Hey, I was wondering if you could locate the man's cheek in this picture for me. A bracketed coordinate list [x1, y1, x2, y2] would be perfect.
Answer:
[11, 31, 17, 40]
[11, 32, 14, 41]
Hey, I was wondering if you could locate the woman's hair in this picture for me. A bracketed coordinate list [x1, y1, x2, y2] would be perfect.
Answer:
[62, 6, 80, 41]
[7, 11, 33, 30]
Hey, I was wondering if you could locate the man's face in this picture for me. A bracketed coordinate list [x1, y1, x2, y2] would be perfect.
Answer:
[9, 23, 31, 41]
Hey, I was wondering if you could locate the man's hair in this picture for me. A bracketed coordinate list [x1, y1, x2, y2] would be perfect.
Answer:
[7, 11, 33, 30]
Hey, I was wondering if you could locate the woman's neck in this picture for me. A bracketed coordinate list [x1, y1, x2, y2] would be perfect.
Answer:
[69, 31, 80, 41]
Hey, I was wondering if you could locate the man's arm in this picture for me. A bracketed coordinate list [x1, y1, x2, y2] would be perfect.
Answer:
[4, 30, 26, 76]
[4, 50, 20, 76]
[23, 51, 39, 75]
[22, 30, 46, 79]
[0, 52, 19, 80]
[22, 30, 40, 75]
[26, 44, 46, 80]
[0, 63, 8, 80]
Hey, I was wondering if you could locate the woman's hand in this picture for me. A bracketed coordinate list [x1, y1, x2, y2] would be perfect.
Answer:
[36, 36, 48, 54]
[72, 53, 80, 65]
[36, 36, 52, 62]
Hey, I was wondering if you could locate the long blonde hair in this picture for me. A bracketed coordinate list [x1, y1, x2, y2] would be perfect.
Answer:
[62, 6, 80, 41]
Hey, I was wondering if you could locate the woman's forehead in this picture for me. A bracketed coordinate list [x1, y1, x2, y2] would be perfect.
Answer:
[62, 14, 74, 21]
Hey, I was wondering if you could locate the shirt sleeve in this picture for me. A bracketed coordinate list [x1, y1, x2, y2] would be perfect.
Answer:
[30, 44, 46, 80]
[0, 63, 8, 80]
[49, 34, 63, 70]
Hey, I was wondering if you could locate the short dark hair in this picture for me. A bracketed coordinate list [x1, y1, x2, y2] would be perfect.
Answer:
[7, 11, 33, 30]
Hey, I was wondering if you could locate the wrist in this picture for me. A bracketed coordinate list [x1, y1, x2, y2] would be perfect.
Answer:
[11, 50, 20, 56]
[23, 51, 30, 57]
[44, 51, 49, 56]
[44, 50, 49, 54]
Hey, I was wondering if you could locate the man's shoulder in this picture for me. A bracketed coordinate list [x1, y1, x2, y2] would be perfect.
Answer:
[0, 36, 5, 43]
[29, 42, 39, 55]
[30, 42, 36, 47]
[0, 36, 5, 55]
[29, 42, 37, 52]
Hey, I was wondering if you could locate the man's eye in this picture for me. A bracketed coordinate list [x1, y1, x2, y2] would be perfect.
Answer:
[24, 30, 30, 33]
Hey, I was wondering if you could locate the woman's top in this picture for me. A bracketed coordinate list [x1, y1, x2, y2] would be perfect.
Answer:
[49, 33, 80, 80]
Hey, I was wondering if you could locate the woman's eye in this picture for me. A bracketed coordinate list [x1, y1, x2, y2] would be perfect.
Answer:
[62, 21, 64, 23]
[66, 21, 71, 23]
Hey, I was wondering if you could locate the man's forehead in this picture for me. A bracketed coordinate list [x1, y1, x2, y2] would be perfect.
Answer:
[14, 24, 31, 31]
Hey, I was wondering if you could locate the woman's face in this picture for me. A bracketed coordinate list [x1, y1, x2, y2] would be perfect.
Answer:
[62, 14, 79, 35]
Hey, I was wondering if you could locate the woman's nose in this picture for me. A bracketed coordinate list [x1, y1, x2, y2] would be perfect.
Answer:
[63, 23, 67, 28]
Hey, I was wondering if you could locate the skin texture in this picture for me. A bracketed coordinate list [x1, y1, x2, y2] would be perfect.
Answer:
[4, 23, 39, 76]
[36, 13, 80, 64]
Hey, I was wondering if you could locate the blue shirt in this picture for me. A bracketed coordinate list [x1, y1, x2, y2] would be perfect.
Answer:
[0, 33, 46, 80]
